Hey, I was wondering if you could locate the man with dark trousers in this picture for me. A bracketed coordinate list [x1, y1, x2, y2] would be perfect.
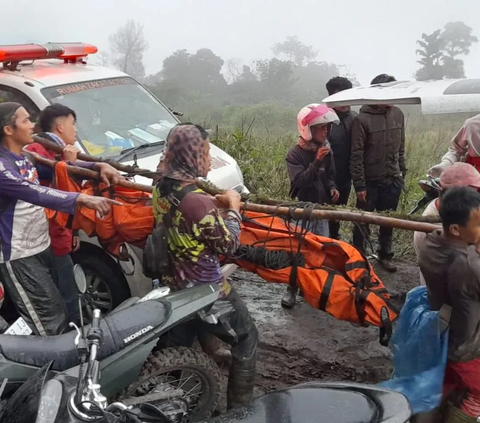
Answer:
[325, 76, 356, 240]
[350, 74, 406, 272]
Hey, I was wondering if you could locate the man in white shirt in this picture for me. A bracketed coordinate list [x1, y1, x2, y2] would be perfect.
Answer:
[414, 162, 480, 285]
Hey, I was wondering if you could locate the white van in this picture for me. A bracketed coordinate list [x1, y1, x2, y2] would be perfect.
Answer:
[0, 42, 247, 316]
[322, 78, 480, 115]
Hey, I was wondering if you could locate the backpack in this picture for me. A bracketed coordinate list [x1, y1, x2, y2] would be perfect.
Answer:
[142, 184, 197, 280]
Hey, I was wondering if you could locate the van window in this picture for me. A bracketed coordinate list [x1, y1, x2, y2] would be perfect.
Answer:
[42, 77, 178, 158]
[0, 85, 40, 122]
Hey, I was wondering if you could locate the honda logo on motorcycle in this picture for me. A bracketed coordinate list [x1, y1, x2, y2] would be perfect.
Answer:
[123, 325, 154, 344]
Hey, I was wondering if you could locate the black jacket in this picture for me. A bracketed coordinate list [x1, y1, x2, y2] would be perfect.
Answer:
[328, 110, 356, 186]
[286, 144, 336, 204]
[350, 106, 406, 192]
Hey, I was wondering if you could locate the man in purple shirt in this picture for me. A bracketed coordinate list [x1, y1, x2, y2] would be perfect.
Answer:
[0, 102, 120, 336]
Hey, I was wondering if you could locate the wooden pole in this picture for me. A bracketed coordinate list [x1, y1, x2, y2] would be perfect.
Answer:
[243, 203, 439, 233]
[32, 135, 159, 178]
[27, 152, 154, 193]
[27, 153, 439, 233]
[31, 136, 440, 224]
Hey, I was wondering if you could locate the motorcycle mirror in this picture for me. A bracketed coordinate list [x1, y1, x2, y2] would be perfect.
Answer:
[73, 265, 87, 295]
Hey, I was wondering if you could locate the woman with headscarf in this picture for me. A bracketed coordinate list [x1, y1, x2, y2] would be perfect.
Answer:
[154, 123, 258, 409]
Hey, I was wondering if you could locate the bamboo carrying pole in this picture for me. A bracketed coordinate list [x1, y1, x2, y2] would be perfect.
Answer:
[33, 136, 440, 222]
[32, 135, 159, 178]
[27, 152, 154, 193]
[27, 152, 440, 233]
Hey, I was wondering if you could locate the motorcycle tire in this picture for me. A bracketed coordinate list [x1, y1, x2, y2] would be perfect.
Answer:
[119, 347, 222, 421]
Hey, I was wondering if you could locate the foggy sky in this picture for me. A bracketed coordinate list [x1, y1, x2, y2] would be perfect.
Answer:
[4, 0, 479, 85]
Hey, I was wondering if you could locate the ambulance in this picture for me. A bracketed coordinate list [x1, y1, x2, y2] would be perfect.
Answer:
[0, 42, 247, 316]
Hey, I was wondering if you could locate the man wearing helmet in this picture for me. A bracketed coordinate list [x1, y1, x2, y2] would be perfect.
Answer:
[282, 103, 340, 308]
[350, 74, 406, 272]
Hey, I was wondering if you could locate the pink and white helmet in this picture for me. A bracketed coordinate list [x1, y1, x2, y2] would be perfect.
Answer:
[297, 104, 339, 141]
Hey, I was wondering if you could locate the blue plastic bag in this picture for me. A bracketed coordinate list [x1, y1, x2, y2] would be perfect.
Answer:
[379, 286, 449, 414]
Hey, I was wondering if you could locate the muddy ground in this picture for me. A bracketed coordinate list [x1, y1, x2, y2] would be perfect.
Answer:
[230, 259, 420, 396]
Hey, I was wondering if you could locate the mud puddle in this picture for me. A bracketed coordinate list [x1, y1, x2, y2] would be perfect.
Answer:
[231, 259, 419, 395]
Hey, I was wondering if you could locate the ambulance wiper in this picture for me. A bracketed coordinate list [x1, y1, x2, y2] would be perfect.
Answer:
[115, 141, 165, 162]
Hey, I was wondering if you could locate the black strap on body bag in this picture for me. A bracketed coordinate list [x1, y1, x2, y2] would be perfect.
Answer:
[143, 184, 197, 279]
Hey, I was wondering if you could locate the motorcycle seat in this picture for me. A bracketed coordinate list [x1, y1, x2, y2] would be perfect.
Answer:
[207, 383, 411, 423]
[0, 300, 170, 371]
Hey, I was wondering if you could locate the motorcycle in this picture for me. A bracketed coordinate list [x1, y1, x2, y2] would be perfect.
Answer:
[0, 265, 230, 420]
[0, 281, 179, 423]
[408, 175, 441, 215]
[200, 381, 412, 423]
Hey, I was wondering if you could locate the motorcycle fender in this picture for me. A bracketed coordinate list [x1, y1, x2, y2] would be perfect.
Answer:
[79, 285, 220, 398]
[158, 284, 220, 331]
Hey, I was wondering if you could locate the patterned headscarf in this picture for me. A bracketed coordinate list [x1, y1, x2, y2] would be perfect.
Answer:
[157, 124, 210, 182]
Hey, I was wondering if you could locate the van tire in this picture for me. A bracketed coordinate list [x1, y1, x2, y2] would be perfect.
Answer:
[71, 245, 131, 314]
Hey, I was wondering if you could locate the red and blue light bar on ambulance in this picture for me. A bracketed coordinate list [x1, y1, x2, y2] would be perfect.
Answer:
[0, 43, 98, 64]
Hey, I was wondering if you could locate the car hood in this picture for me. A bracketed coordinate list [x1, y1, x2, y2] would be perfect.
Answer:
[124, 142, 246, 192]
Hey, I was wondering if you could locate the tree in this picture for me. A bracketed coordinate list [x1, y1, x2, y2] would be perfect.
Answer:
[109, 20, 148, 80]
[256, 58, 295, 93]
[442, 21, 478, 59]
[272, 36, 317, 66]
[415, 30, 445, 81]
[160, 48, 226, 93]
[441, 21, 478, 78]
[94, 51, 112, 67]
[238, 65, 258, 82]
[225, 58, 244, 83]
[415, 22, 478, 80]
[291, 61, 339, 102]
[161, 49, 193, 87]
[190, 48, 226, 91]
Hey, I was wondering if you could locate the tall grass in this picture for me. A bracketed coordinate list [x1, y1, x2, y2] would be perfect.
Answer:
[211, 108, 475, 257]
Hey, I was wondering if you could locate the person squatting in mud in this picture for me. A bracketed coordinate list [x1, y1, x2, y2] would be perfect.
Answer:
[350, 73, 407, 273]
[325, 76, 357, 241]
[153, 123, 258, 410]
[281, 103, 341, 309]
[0, 102, 121, 336]
[413, 163, 480, 286]
[417, 187, 480, 422]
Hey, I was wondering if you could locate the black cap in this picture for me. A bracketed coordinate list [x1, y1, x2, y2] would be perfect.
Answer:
[0, 102, 22, 140]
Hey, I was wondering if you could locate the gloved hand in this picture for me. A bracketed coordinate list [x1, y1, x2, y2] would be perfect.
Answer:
[428, 161, 452, 178]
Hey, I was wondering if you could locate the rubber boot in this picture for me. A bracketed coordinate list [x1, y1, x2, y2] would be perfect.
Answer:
[444, 404, 479, 423]
[226, 361, 256, 410]
[199, 332, 232, 365]
[379, 258, 397, 273]
[281, 285, 298, 308]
